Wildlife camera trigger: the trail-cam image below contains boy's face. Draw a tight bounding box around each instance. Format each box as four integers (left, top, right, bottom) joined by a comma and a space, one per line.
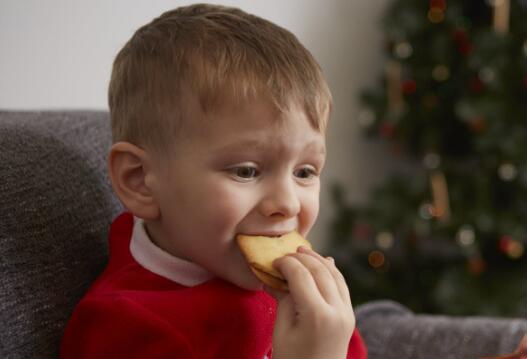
146, 95, 326, 291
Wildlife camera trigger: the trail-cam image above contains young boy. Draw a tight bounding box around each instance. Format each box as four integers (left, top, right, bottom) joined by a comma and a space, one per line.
60, 4, 366, 358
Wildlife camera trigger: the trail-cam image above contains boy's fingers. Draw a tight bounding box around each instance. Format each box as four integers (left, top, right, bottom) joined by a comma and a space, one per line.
273, 255, 322, 310
286, 252, 341, 306
297, 246, 352, 306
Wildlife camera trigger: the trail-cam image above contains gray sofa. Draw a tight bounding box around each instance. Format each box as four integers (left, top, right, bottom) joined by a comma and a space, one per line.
1, 110, 526, 358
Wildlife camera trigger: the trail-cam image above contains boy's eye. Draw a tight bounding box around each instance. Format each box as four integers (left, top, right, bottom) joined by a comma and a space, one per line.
294, 167, 318, 179
232, 166, 259, 179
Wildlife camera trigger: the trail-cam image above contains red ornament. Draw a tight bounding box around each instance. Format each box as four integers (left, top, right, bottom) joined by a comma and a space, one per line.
452, 28, 468, 42
469, 76, 484, 93
467, 116, 486, 133
380, 122, 396, 138
498, 235, 513, 253
467, 257, 486, 275
451, 28, 472, 56
430, 0, 447, 11
401, 79, 417, 94
458, 41, 473, 56
353, 223, 372, 240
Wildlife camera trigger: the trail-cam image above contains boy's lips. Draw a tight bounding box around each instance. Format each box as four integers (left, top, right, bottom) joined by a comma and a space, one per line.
238, 230, 296, 238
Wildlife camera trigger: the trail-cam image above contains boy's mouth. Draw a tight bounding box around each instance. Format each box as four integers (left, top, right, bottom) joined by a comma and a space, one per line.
239, 230, 296, 238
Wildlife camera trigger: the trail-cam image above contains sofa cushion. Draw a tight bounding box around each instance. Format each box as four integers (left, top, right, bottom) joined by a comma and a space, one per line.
356, 300, 527, 359
0, 111, 122, 358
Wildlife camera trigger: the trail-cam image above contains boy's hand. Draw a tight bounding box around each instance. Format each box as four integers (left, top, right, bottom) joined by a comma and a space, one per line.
267, 246, 355, 359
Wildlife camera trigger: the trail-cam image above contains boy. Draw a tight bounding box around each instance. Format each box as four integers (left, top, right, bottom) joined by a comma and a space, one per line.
61, 4, 366, 358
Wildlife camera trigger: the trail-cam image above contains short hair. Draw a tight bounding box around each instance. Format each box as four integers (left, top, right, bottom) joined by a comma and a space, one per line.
108, 3, 332, 153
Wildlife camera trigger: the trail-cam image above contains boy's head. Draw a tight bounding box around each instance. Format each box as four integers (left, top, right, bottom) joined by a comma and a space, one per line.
108, 4, 332, 291
108, 3, 332, 155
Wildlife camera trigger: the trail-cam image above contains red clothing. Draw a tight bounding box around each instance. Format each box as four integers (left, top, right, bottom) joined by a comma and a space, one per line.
61, 212, 367, 358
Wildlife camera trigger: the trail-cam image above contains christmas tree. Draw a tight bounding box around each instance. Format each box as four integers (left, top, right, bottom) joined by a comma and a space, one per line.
331, 0, 527, 316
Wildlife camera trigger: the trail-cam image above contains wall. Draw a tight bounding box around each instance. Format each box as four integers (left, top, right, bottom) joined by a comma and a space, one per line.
0, 0, 390, 249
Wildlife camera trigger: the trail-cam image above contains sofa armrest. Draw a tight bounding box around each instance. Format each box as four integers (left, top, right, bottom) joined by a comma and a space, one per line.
0, 110, 123, 357
356, 300, 527, 359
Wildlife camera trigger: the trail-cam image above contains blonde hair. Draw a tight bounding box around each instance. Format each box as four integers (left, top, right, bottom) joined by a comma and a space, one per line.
108, 3, 332, 153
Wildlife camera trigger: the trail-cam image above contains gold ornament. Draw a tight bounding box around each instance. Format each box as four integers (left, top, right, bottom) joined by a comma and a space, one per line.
368, 250, 386, 268
394, 42, 413, 59
498, 162, 518, 181
375, 231, 394, 249
507, 240, 524, 259
428, 8, 445, 24
492, 0, 510, 34
456, 225, 476, 247
467, 257, 486, 275
432, 65, 450, 82
430, 171, 451, 222
500, 236, 525, 259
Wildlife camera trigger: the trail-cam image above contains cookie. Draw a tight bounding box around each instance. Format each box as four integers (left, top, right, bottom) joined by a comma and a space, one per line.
236, 231, 312, 291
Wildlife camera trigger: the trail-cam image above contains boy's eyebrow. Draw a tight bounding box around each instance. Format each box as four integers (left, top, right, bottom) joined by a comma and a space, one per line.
214, 139, 326, 155
214, 139, 265, 152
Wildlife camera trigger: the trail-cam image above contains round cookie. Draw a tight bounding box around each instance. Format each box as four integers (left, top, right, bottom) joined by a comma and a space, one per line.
237, 231, 312, 291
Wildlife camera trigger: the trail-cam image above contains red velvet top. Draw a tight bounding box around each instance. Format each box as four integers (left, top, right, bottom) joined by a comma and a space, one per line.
60, 212, 367, 358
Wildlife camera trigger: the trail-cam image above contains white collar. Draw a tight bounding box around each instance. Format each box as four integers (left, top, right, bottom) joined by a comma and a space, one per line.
130, 217, 214, 287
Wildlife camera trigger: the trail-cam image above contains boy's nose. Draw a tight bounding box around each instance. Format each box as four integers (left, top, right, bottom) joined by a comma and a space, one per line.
259, 181, 301, 219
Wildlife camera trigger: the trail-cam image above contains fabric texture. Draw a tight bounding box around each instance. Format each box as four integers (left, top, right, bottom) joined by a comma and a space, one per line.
356, 300, 527, 359
61, 212, 367, 359
0, 111, 122, 358
61, 213, 276, 358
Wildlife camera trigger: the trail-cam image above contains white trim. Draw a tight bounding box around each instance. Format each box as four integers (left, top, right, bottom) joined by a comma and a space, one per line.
130, 217, 214, 287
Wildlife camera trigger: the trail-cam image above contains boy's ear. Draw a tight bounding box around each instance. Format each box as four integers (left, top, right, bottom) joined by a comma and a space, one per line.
108, 142, 160, 220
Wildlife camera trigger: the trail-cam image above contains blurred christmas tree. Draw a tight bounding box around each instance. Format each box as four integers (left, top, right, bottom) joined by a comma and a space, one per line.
331, 0, 527, 316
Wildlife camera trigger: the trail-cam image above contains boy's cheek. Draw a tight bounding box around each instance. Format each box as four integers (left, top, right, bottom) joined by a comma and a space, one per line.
301, 196, 320, 234
198, 194, 247, 237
